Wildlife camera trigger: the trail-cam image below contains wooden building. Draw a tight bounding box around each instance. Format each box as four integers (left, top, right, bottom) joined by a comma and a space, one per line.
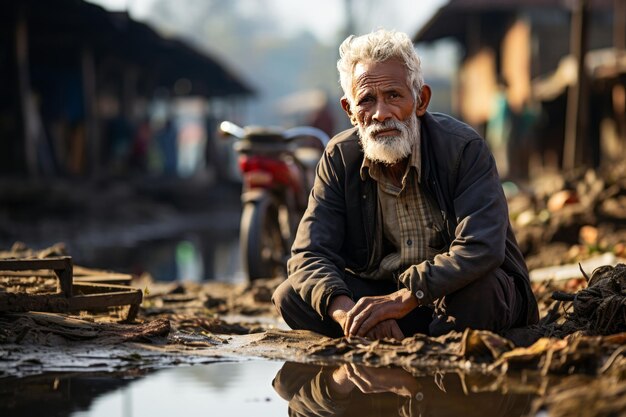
0, 0, 253, 178
415, 0, 625, 179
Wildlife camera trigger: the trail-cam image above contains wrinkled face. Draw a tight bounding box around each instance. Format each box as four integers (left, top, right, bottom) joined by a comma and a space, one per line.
350, 60, 419, 165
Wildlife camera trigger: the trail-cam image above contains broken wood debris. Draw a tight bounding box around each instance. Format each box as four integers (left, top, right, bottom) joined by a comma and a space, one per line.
0, 312, 169, 345
0, 256, 142, 321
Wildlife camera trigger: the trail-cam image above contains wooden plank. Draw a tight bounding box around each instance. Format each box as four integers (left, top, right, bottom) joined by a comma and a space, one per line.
0, 269, 132, 282
0, 256, 71, 271
73, 265, 124, 276
72, 282, 139, 294
0, 289, 142, 316
0, 271, 57, 277
0, 256, 73, 297
73, 274, 132, 285
0, 292, 69, 312
68, 291, 142, 311
70, 283, 143, 321
0, 257, 141, 321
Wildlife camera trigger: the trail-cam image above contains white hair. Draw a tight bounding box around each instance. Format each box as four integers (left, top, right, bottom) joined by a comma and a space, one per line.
337, 29, 424, 107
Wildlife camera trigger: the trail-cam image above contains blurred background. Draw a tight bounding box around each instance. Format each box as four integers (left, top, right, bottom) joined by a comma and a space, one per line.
0, 0, 624, 282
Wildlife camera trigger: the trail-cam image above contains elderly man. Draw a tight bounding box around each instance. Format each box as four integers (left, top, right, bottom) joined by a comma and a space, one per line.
272, 29, 539, 340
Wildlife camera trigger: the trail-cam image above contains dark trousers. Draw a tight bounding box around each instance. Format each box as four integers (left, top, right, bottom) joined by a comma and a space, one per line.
272, 268, 523, 338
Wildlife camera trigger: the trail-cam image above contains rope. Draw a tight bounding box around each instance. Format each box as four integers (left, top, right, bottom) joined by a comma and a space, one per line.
557, 263, 626, 336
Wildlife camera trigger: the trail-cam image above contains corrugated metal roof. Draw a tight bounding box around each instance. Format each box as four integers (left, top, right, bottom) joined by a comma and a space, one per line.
422, 0, 613, 11
2, 0, 254, 97
414, 0, 614, 43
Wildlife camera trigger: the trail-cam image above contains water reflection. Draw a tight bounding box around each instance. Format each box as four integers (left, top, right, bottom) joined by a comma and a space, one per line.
273, 362, 534, 417
0, 372, 138, 417
1, 361, 285, 417
1, 361, 537, 417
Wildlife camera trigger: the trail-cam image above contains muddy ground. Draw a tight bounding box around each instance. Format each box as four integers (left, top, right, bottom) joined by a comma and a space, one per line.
1, 168, 626, 416
2, 266, 626, 416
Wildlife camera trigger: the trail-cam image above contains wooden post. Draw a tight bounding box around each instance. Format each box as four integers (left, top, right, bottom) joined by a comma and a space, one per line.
15, 8, 38, 177
82, 46, 100, 177
122, 66, 138, 122
614, 0, 626, 151
563, 0, 590, 171
615, 0, 625, 50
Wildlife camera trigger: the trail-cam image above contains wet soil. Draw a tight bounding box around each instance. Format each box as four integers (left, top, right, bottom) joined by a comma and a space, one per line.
1, 265, 626, 416
2, 168, 626, 416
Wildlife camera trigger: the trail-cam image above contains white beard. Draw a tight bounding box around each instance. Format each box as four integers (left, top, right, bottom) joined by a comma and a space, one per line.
357, 114, 420, 165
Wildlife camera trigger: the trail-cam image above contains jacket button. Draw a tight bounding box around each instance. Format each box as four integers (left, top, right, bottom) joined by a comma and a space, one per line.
362, 194, 367, 199
415, 290, 424, 299
406, 239, 412, 246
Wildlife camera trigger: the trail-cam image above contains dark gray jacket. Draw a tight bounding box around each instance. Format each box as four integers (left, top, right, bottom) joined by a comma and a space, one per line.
287, 112, 538, 325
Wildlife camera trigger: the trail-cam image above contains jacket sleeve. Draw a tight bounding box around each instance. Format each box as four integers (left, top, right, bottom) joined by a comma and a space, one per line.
285, 369, 352, 417
399, 137, 508, 304
287, 146, 353, 319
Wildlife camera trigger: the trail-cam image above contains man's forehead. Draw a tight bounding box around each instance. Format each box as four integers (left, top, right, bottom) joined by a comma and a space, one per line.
352, 59, 409, 88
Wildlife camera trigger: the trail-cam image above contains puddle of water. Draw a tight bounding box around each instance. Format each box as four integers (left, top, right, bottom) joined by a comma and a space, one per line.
1, 361, 537, 417
73, 361, 286, 417
2, 361, 286, 417
274, 362, 536, 417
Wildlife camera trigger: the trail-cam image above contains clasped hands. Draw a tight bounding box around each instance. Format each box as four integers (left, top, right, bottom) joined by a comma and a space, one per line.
329, 363, 421, 398
328, 288, 418, 340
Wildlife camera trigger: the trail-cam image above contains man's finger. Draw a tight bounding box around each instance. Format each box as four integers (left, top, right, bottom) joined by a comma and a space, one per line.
343, 310, 358, 336
348, 306, 374, 336
365, 323, 381, 340
364, 320, 404, 340
343, 307, 359, 336
347, 300, 380, 335
343, 300, 370, 335
390, 320, 405, 340
351, 304, 393, 336
365, 321, 391, 339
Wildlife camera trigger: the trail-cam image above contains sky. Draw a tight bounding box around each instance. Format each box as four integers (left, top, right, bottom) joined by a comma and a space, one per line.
87, 0, 447, 44
84, 0, 457, 124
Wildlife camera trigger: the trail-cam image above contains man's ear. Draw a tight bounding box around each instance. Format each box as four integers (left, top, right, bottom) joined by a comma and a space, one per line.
340, 96, 357, 126
415, 85, 431, 117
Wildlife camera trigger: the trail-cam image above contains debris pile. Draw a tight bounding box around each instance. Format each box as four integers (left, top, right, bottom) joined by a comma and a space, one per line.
547, 263, 626, 337
304, 325, 626, 378
507, 168, 626, 269
0, 312, 169, 345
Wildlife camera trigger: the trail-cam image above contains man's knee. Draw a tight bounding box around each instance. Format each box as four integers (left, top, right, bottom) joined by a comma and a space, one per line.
272, 280, 343, 337
430, 269, 518, 335
272, 279, 295, 317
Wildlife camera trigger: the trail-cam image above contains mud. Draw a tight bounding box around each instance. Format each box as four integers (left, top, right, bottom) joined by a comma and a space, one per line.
2, 264, 626, 416
3, 167, 626, 416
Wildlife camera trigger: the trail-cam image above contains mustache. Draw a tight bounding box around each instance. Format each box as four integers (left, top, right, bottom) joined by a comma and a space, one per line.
365, 119, 406, 137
